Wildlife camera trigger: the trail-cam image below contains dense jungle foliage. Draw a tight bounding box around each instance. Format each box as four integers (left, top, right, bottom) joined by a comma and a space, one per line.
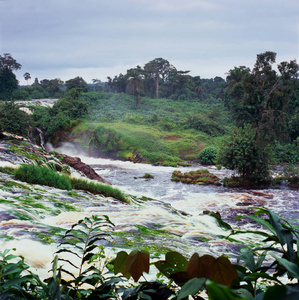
1, 51, 299, 183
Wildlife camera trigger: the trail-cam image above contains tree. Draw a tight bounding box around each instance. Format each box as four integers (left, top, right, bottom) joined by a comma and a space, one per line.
221, 52, 299, 182
65, 76, 89, 92
33, 78, 39, 86
39, 78, 64, 98
220, 125, 271, 182
0, 53, 22, 71
92, 78, 102, 92
127, 68, 144, 107
225, 52, 298, 143
23, 72, 31, 85
0, 101, 33, 137
0, 69, 19, 100
0, 53, 21, 100
144, 58, 176, 98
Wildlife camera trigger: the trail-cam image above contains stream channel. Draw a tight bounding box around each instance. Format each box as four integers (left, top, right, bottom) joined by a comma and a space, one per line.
1, 141, 298, 280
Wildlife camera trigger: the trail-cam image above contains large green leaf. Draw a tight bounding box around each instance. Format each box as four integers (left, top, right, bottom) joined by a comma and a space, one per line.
238, 248, 255, 272
262, 285, 286, 300
206, 280, 250, 300
248, 215, 275, 234
275, 257, 299, 279
114, 251, 130, 279
124, 250, 150, 282
155, 251, 188, 278
177, 277, 205, 300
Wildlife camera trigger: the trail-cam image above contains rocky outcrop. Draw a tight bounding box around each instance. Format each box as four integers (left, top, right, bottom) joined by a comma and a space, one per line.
59, 154, 110, 184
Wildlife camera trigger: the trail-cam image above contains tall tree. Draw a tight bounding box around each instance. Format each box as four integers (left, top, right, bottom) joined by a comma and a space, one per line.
225, 52, 298, 142
23, 72, 31, 85
92, 78, 102, 92
221, 52, 298, 182
127, 68, 144, 107
0, 53, 21, 100
144, 58, 175, 98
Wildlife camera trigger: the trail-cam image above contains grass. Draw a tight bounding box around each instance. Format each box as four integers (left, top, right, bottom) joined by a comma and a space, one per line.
14, 164, 72, 190
69, 177, 128, 203
13, 164, 128, 203
0, 166, 15, 175
73, 122, 201, 164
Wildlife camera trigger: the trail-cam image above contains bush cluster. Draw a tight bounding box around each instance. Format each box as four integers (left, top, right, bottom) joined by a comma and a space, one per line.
198, 146, 218, 165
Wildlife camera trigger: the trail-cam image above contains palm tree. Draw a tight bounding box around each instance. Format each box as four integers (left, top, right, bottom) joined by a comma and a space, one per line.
23, 72, 31, 85
92, 78, 101, 92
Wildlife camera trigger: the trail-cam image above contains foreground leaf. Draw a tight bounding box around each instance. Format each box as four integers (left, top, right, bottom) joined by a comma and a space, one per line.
114, 251, 130, 279
124, 250, 150, 282
177, 277, 205, 300
155, 251, 188, 278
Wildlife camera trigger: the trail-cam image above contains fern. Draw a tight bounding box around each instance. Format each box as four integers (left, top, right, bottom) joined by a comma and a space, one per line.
55, 215, 116, 297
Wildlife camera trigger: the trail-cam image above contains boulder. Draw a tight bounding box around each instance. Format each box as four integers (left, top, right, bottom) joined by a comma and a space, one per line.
59, 154, 110, 184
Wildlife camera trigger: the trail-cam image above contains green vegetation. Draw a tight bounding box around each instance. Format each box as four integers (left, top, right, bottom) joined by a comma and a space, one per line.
0, 101, 33, 137
69, 177, 128, 203
13, 164, 129, 202
220, 125, 272, 183
14, 164, 72, 190
171, 169, 221, 185
198, 146, 218, 165
141, 173, 154, 179
2, 209, 299, 299
222, 52, 299, 182
1, 51, 298, 184
0, 166, 15, 175
0, 54, 21, 100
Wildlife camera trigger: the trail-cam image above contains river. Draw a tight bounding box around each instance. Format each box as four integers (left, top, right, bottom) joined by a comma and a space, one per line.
0, 141, 298, 280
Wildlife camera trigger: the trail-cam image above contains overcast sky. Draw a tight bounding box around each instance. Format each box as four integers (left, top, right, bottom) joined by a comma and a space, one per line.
0, 0, 298, 85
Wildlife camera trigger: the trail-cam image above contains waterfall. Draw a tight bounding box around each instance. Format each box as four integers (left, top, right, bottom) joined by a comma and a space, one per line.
35, 127, 45, 150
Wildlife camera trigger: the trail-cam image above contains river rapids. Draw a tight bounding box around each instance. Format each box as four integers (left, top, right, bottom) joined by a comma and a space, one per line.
0, 140, 298, 279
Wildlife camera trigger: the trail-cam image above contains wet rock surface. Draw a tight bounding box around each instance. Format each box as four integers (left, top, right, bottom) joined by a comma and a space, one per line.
59, 154, 110, 184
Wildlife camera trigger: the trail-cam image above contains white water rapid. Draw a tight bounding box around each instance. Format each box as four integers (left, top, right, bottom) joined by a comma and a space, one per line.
0, 141, 298, 281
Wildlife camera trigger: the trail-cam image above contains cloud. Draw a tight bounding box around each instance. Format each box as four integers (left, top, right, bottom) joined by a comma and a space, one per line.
0, 0, 298, 85
131, 0, 221, 12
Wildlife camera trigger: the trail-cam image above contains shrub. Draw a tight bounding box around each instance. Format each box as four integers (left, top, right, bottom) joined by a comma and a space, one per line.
14, 164, 72, 190
219, 125, 271, 182
198, 147, 218, 165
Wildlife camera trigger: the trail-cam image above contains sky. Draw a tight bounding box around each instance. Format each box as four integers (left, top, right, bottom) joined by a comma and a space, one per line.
0, 0, 298, 85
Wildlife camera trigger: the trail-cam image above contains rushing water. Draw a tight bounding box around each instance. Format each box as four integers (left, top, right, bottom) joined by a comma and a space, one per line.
1, 141, 298, 279
52, 144, 299, 253
57, 143, 298, 224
